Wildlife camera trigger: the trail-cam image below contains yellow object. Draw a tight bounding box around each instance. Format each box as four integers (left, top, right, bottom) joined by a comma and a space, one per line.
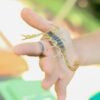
0, 32, 28, 76
22, 33, 42, 40
0, 49, 28, 76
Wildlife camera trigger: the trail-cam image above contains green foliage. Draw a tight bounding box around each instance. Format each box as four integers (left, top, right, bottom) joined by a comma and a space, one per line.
21, 0, 100, 32
88, 0, 100, 20
31, 0, 64, 14
67, 7, 100, 32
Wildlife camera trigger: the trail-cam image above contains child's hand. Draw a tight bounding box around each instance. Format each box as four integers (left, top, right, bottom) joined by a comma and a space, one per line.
13, 8, 78, 100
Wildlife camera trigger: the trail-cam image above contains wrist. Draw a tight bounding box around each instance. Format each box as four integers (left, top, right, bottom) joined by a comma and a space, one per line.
72, 38, 86, 66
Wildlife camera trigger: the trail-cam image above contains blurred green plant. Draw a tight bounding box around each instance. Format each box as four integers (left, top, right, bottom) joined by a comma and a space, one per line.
67, 7, 100, 32
88, 0, 100, 20
20, 0, 100, 32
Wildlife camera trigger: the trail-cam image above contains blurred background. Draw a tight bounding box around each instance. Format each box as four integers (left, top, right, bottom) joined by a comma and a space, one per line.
0, 0, 100, 100
20, 0, 100, 37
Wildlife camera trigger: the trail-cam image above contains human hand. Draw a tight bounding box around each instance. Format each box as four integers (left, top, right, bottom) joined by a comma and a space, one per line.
13, 8, 79, 100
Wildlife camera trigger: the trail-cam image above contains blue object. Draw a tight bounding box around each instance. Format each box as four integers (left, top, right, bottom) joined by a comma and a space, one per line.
90, 92, 100, 100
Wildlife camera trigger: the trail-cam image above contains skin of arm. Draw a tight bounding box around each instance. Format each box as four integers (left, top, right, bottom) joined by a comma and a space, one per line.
73, 31, 100, 66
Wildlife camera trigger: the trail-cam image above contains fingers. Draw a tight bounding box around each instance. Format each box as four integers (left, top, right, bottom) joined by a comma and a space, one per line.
40, 57, 58, 89
55, 79, 67, 100
21, 8, 53, 32
13, 42, 43, 56
42, 73, 58, 89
